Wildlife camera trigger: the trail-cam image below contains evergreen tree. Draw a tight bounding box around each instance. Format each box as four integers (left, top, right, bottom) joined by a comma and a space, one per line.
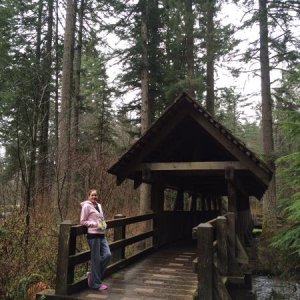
272, 64, 300, 266
0, 0, 57, 221
215, 87, 241, 134
259, 0, 277, 230
37, 0, 54, 202
79, 48, 115, 154
236, 0, 300, 230
59, 0, 76, 216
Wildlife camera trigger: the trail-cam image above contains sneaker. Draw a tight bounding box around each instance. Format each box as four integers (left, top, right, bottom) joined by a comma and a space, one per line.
86, 272, 92, 288
98, 283, 108, 290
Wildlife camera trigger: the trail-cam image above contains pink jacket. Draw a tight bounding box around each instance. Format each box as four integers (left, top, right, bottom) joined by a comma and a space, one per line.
80, 200, 106, 234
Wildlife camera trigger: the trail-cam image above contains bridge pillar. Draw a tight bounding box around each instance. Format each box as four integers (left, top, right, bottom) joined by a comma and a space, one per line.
55, 220, 75, 295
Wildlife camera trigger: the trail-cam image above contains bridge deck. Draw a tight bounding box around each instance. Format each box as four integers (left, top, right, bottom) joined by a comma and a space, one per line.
40, 244, 197, 300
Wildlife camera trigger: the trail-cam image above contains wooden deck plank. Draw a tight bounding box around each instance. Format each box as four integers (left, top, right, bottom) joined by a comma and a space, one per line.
37, 244, 198, 300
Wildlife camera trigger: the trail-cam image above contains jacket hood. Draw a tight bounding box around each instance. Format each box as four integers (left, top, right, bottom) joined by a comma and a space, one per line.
80, 200, 93, 207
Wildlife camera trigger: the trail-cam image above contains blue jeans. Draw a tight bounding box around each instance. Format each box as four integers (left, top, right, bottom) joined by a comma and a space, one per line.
88, 237, 111, 289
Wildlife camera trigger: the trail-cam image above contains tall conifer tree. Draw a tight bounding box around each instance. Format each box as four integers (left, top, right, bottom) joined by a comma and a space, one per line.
259, 0, 277, 230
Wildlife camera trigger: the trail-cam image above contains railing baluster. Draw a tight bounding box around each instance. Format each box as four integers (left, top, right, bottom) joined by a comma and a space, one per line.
112, 214, 126, 262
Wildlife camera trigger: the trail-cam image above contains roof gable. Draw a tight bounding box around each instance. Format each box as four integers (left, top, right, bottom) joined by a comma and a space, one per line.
144, 115, 237, 163
108, 93, 272, 198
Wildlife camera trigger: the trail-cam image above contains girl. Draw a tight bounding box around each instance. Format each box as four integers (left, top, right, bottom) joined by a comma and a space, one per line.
80, 189, 111, 290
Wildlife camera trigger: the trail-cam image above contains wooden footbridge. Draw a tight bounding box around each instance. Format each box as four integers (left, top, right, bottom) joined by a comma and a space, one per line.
37, 93, 273, 300
38, 210, 252, 300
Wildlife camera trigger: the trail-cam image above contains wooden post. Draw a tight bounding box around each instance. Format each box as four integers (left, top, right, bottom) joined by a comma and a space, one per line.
237, 193, 252, 246
55, 220, 74, 295
226, 212, 236, 275
112, 214, 126, 263
197, 223, 213, 300
190, 194, 197, 211
225, 167, 237, 213
151, 183, 164, 247
173, 189, 184, 211
216, 216, 228, 275
213, 197, 217, 211
201, 196, 206, 211
151, 183, 164, 213
244, 272, 252, 290
207, 197, 212, 211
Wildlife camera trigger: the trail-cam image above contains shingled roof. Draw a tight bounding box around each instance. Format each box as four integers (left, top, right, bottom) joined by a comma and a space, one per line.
108, 93, 273, 199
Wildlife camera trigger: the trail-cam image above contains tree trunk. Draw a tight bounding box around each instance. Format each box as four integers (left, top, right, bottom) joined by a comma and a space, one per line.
141, 0, 149, 136
55, 0, 59, 154
36, 0, 43, 63
37, 0, 53, 204
148, 0, 159, 123
59, 0, 76, 217
185, 0, 195, 97
259, 0, 277, 230
206, 0, 215, 116
140, 0, 151, 217
22, 0, 43, 215
72, 0, 84, 151
68, 0, 84, 205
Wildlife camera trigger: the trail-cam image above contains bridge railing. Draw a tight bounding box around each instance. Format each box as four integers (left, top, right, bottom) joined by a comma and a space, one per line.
192, 212, 253, 300
55, 212, 155, 295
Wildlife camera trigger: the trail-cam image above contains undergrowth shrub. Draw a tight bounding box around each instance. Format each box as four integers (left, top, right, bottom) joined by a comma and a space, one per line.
0, 208, 58, 300
256, 233, 299, 278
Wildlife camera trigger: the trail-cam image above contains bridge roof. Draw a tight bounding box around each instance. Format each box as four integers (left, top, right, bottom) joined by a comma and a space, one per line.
108, 93, 273, 199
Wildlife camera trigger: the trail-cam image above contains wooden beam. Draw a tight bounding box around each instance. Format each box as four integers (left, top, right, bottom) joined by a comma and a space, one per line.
138, 161, 247, 171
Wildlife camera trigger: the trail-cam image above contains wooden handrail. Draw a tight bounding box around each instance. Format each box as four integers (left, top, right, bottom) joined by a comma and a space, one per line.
107, 213, 154, 228
109, 230, 155, 251
207, 217, 218, 226
55, 213, 155, 295
192, 213, 252, 300
70, 212, 154, 236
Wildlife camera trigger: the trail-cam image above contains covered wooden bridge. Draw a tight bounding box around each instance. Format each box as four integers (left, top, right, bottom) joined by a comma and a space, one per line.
37, 93, 272, 300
